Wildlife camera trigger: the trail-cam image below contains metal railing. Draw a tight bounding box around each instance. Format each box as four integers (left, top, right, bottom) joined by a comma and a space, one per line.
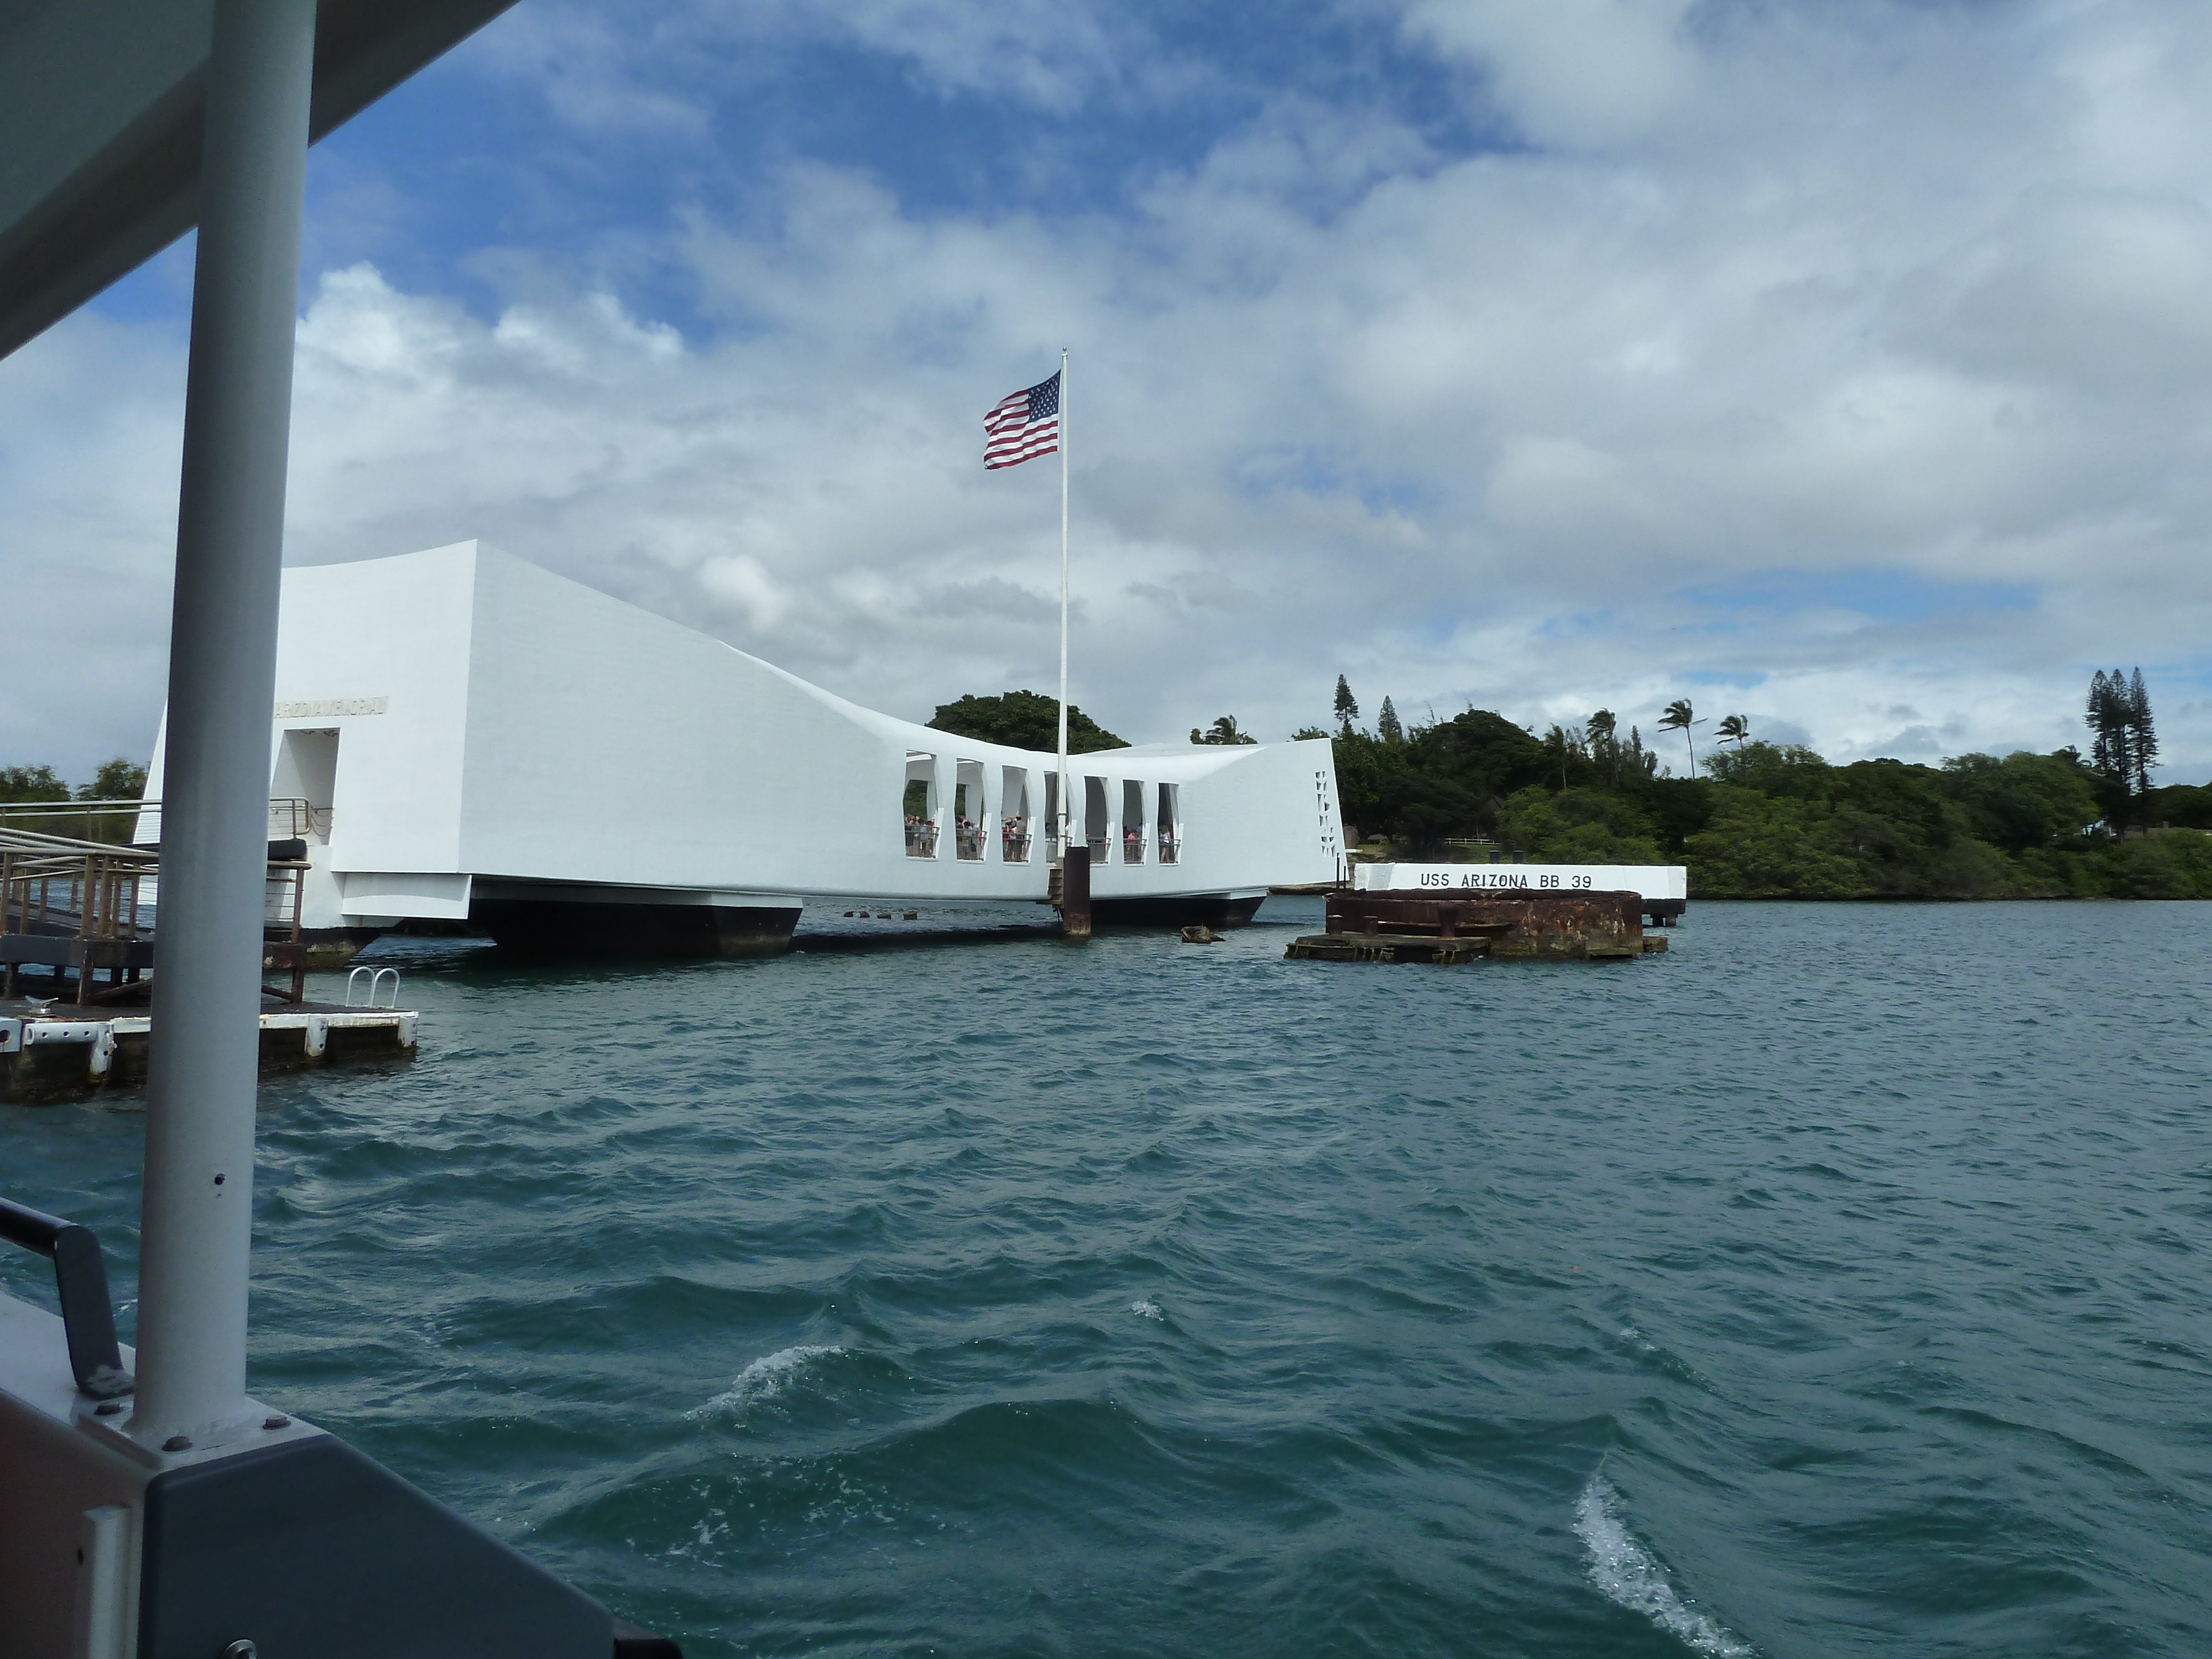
2, 830, 158, 941
0, 795, 326, 846
954, 823, 985, 861
1002, 829, 1033, 864
261, 845, 311, 1004
3, 811, 314, 1004
2, 830, 159, 1004
1121, 831, 1145, 865
905, 821, 940, 858
1159, 833, 1180, 865
265, 796, 331, 839
0, 796, 155, 848
264, 861, 307, 929
346, 966, 401, 1009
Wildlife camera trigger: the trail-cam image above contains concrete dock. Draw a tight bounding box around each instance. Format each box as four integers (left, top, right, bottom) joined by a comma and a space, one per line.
0, 994, 416, 1104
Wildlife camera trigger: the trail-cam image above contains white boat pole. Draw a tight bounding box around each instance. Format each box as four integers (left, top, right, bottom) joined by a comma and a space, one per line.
133, 0, 316, 1444
1057, 346, 1070, 855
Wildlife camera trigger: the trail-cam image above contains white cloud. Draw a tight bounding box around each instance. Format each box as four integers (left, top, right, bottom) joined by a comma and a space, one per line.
460, 6, 713, 137
1401, 0, 1700, 148
698, 553, 790, 629
1895, 186, 2212, 397
0, 311, 185, 776
459, 0, 1147, 121
11, 0, 2212, 786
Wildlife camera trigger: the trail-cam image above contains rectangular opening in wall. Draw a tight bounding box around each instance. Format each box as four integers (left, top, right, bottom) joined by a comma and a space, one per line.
1120, 779, 1146, 863
1001, 766, 1032, 862
1084, 776, 1109, 862
270, 727, 338, 842
954, 759, 986, 860
1158, 782, 1180, 864
1044, 771, 1061, 857
904, 752, 938, 857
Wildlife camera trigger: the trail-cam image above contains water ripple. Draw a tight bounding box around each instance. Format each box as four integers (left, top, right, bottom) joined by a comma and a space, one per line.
1574, 1474, 1755, 1657
6, 899, 2212, 1656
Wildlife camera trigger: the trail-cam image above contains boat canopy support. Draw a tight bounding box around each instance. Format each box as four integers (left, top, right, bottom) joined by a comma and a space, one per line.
132, 0, 317, 1449
0, 0, 684, 1651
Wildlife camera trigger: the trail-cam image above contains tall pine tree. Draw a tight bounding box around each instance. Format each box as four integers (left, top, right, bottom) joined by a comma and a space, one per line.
2128, 667, 2159, 796
1376, 696, 1404, 744
2086, 667, 2158, 826
1333, 675, 1359, 733
2087, 670, 2131, 785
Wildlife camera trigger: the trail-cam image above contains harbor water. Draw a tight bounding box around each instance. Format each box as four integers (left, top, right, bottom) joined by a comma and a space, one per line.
4, 898, 2209, 1657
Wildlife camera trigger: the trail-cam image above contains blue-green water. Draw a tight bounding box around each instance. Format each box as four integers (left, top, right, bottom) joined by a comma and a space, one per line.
6, 899, 2211, 1657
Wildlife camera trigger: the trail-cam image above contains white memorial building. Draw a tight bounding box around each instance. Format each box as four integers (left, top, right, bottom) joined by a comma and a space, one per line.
144, 542, 1348, 954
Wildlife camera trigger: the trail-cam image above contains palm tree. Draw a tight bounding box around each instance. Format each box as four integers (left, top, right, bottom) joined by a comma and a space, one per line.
1541, 723, 1585, 790
1658, 698, 1704, 774
1191, 715, 1258, 746
1716, 713, 1749, 747
1586, 708, 1618, 782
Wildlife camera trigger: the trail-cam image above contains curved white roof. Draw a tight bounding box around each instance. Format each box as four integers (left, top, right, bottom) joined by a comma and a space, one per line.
146, 542, 1348, 916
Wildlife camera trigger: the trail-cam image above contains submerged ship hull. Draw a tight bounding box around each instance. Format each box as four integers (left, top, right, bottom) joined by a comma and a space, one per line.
471, 895, 802, 958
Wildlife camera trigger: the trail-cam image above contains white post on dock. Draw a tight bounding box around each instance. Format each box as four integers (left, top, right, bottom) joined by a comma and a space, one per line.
1056, 345, 1070, 857
133, 0, 317, 1444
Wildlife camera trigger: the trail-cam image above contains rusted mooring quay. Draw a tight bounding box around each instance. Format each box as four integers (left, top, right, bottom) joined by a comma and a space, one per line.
1286, 890, 1668, 964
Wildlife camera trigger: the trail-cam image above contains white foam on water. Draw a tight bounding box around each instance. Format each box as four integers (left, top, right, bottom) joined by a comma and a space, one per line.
1573, 1475, 1755, 1658
1130, 1300, 1164, 1320
687, 1344, 844, 1419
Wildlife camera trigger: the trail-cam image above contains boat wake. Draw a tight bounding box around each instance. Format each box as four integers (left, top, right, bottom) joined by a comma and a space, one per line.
687, 1344, 846, 1419
1572, 1474, 1754, 1657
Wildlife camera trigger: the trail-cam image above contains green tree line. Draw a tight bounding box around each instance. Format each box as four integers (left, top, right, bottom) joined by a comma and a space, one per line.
0, 760, 147, 803
1323, 674, 2212, 899
0, 759, 151, 846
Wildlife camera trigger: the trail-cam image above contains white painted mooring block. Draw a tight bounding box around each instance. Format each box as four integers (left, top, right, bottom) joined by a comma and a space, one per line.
22, 1021, 106, 1045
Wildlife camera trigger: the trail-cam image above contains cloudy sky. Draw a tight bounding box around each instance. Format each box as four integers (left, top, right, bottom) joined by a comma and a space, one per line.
8, 0, 2212, 782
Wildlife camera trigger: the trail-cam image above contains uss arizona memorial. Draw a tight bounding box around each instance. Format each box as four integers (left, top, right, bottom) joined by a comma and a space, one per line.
144, 542, 1348, 954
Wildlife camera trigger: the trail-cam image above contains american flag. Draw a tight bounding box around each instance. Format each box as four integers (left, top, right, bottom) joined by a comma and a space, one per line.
984, 371, 1061, 470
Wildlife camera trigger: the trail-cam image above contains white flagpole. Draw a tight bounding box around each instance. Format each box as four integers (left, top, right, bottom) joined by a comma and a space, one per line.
1056, 346, 1070, 857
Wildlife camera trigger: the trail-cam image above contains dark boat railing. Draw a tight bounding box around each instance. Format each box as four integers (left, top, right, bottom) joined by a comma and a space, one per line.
0, 1194, 133, 1399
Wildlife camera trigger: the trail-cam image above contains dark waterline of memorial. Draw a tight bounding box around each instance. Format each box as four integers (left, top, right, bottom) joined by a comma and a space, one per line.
5, 898, 2210, 1658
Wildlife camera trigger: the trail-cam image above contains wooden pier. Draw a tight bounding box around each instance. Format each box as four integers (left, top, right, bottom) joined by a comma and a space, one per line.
2, 810, 321, 1006
2, 818, 418, 1101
